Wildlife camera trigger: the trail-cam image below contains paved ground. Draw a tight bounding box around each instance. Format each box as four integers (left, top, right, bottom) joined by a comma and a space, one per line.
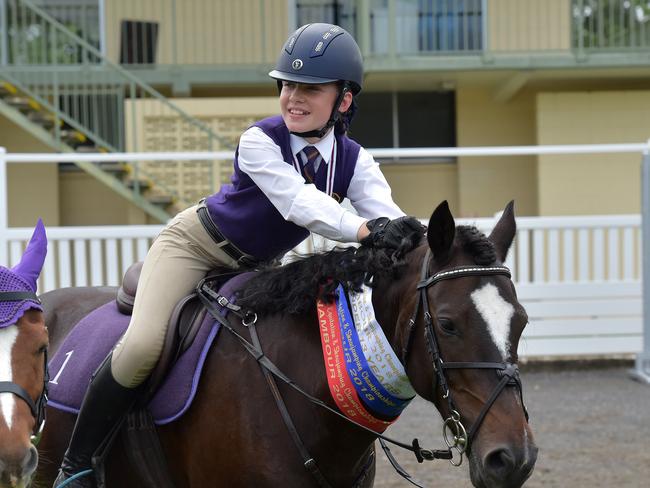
374, 361, 650, 488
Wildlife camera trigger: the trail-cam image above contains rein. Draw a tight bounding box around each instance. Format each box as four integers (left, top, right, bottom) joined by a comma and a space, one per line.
0, 291, 49, 445
400, 250, 529, 465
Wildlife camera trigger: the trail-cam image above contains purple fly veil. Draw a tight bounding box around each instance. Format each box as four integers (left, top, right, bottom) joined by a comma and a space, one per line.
0, 219, 47, 328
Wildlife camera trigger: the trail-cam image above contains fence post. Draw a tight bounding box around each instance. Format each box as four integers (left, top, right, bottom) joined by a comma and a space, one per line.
631, 146, 650, 384
0, 147, 8, 266
0, 0, 7, 66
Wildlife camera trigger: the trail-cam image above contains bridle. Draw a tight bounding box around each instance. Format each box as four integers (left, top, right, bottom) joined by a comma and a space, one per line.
0, 291, 49, 445
401, 249, 529, 465
196, 248, 531, 487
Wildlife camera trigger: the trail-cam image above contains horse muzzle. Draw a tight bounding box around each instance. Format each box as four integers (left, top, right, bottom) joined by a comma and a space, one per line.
469, 437, 538, 488
0, 444, 38, 488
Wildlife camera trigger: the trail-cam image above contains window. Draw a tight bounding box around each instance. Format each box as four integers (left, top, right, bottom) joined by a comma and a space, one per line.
370, 0, 483, 54
37, 0, 101, 52
119, 20, 159, 65
350, 90, 456, 152
296, 1, 356, 36
418, 0, 483, 52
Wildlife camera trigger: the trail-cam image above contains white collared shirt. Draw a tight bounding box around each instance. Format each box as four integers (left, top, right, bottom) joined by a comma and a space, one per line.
237, 126, 404, 243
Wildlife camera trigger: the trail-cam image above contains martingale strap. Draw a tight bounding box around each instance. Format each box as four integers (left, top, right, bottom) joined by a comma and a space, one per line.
247, 315, 334, 488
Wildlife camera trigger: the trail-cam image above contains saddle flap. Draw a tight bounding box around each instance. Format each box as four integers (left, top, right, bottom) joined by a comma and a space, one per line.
145, 293, 206, 397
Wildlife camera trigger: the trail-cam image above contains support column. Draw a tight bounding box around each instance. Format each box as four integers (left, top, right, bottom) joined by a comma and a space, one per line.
0, 147, 8, 266
631, 147, 650, 384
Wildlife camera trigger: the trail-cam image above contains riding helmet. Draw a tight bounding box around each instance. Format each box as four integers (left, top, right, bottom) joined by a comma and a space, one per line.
269, 23, 364, 95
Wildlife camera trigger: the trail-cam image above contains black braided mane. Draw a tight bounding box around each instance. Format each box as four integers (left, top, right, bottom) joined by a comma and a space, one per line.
236, 246, 406, 316
456, 225, 496, 265
236, 225, 494, 316
237, 228, 424, 316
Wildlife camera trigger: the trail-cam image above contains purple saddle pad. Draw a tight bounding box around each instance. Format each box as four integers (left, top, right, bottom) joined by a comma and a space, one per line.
47, 272, 254, 425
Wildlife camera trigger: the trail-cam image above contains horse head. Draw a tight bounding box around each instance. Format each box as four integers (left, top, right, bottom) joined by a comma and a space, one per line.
0, 220, 49, 488
380, 201, 537, 488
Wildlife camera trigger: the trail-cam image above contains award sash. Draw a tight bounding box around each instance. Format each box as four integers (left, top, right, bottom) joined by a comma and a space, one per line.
317, 297, 394, 433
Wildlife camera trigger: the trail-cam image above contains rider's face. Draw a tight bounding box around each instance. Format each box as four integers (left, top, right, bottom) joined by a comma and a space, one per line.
280, 82, 350, 140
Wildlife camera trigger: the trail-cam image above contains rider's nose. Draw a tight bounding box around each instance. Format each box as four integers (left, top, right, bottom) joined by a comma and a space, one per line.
289, 87, 304, 101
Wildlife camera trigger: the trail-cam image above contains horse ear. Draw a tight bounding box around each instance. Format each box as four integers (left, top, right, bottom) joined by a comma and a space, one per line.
489, 201, 516, 262
427, 201, 455, 262
12, 219, 48, 292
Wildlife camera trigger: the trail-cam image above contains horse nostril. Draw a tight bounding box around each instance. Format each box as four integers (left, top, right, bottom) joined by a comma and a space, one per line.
22, 445, 39, 476
484, 447, 516, 478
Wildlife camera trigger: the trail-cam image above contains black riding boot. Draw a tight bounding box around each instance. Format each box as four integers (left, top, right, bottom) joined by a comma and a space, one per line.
52, 354, 138, 488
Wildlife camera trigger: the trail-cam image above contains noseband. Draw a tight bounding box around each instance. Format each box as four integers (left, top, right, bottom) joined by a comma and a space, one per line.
402, 250, 529, 465
0, 291, 49, 445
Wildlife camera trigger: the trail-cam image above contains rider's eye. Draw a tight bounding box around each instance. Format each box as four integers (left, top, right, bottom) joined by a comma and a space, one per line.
437, 318, 456, 335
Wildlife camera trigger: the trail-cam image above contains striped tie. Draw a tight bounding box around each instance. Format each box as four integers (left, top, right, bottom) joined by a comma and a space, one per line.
300, 146, 320, 183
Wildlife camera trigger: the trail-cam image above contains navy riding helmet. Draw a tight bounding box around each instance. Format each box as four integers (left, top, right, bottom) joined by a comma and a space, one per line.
269, 23, 364, 137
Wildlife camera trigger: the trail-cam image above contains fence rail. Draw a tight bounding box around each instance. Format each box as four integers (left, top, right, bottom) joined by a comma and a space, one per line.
0, 212, 644, 360
4, 213, 641, 292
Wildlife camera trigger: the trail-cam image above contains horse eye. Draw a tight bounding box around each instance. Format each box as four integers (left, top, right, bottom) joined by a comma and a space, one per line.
437, 318, 456, 335
36, 345, 47, 355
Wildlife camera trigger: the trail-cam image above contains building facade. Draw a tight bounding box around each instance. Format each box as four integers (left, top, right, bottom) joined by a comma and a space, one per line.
1, 0, 649, 226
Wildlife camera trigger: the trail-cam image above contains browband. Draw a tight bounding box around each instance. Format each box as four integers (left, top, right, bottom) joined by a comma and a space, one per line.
417, 265, 511, 290
0, 291, 41, 302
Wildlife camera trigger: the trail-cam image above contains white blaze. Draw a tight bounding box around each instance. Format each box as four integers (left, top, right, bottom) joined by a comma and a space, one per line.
471, 283, 514, 359
0, 326, 19, 430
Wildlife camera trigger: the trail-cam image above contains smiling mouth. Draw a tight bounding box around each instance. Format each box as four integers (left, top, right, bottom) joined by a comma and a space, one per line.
289, 108, 310, 116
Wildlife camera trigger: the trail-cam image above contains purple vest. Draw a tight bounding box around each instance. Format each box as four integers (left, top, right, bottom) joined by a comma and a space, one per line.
205, 116, 360, 261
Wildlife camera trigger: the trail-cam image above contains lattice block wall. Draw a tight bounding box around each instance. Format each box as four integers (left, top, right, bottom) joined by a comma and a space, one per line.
124, 97, 279, 207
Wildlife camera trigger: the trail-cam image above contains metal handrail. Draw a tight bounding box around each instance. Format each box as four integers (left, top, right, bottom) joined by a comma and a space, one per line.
15, 0, 223, 142
1, 0, 233, 218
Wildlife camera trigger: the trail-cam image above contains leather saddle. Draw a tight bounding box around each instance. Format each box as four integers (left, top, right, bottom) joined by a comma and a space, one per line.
115, 261, 234, 396
97, 262, 237, 488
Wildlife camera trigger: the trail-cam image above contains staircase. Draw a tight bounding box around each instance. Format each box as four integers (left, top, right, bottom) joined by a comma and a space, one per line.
0, 0, 231, 223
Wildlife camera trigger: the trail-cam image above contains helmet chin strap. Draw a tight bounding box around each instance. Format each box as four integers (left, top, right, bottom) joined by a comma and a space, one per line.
289, 85, 350, 139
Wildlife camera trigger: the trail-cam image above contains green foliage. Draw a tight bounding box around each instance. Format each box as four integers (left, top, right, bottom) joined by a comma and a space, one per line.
8, 20, 99, 64
573, 0, 650, 50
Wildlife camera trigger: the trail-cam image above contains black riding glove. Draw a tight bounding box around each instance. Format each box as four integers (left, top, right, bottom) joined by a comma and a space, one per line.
360, 216, 425, 250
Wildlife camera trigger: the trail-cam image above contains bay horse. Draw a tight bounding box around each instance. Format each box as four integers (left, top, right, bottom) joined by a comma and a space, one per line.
35, 201, 537, 488
0, 221, 49, 488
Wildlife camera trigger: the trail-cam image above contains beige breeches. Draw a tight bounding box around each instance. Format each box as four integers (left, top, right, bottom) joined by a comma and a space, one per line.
111, 205, 238, 388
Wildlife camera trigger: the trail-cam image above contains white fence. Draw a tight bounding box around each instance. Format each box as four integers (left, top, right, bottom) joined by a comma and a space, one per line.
0, 145, 648, 366
1, 213, 642, 360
